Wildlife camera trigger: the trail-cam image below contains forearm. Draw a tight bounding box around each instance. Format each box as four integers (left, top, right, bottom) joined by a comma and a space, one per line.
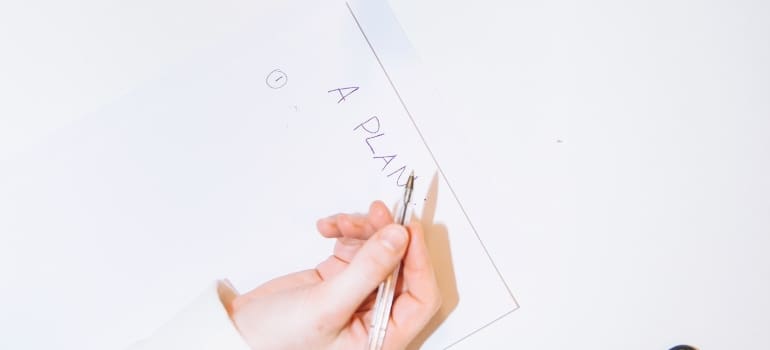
127, 280, 251, 350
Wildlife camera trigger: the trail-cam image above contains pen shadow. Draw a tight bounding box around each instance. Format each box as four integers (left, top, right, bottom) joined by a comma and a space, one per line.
406, 172, 459, 350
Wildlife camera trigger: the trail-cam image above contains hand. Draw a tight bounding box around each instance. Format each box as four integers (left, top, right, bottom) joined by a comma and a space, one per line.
228, 201, 441, 350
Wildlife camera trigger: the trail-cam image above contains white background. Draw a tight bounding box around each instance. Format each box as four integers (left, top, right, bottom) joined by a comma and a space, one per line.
389, 0, 770, 348
2, 0, 769, 349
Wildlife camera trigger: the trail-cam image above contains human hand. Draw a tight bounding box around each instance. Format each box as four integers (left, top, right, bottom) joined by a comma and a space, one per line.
228, 201, 441, 350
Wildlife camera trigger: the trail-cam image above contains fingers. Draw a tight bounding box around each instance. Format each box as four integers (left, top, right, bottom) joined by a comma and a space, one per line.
318, 224, 409, 324
366, 200, 394, 229
401, 222, 440, 306
332, 238, 366, 263
315, 255, 348, 280
389, 221, 441, 343
316, 201, 393, 240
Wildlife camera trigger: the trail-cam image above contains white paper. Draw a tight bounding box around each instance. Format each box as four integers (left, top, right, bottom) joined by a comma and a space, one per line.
0, 1, 516, 348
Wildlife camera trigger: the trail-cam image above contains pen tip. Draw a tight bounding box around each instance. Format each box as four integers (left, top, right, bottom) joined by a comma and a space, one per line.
406, 171, 415, 189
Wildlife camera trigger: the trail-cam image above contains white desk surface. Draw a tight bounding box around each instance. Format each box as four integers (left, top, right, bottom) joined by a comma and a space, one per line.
389, 0, 770, 348
2, 0, 769, 348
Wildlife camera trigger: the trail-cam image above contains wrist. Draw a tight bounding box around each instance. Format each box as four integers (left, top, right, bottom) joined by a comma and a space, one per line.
216, 280, 254, 349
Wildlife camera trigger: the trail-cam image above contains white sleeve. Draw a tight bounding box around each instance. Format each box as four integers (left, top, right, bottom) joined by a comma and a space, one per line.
128, 280, 252, 350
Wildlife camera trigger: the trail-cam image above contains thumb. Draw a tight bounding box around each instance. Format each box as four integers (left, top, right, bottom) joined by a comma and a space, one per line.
320, 224, 409, 320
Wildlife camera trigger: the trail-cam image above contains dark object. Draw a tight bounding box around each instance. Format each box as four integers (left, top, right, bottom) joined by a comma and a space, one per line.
669, 345, 697, 350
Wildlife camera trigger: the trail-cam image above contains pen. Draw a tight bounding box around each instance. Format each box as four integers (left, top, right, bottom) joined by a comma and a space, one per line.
368, 171, 415, 350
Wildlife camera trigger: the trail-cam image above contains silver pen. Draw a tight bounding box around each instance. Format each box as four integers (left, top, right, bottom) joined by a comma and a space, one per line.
368, 171, 415, 350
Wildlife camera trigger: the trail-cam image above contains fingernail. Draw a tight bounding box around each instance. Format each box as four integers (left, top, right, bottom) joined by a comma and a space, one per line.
380, 225, 407, 251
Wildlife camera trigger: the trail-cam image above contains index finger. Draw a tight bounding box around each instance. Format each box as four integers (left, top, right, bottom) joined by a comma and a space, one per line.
316, 200, 393, 239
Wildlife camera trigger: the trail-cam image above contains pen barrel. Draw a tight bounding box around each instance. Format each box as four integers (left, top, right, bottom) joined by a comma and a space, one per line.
376, 263, 401, 349
367, 200, 410, 350
368, 262, 401, 350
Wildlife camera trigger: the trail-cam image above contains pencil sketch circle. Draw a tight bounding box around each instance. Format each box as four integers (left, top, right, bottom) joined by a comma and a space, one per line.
266, 69, 288, 89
